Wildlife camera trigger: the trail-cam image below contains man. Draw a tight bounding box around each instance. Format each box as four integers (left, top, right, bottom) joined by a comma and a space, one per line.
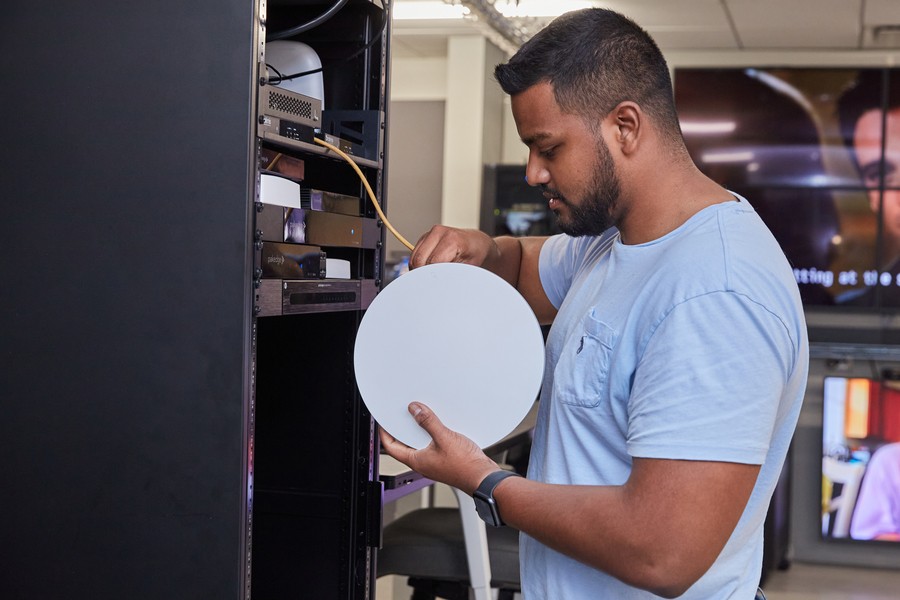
380, 9, 808, 598
837, 70, 900, 306
850, 442, 900, 541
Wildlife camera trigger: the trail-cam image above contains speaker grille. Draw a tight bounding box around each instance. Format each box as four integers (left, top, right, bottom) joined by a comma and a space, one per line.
268, 90, 313, 119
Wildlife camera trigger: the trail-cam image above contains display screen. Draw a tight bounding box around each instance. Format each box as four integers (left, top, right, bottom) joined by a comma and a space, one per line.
674, 68, 900, 309
482, 164, 562, 237
821, 375, 900, 543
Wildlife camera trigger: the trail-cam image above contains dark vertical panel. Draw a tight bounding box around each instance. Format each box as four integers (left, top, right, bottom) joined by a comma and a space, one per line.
252, 312, 360, 600
0, 1, 257, 598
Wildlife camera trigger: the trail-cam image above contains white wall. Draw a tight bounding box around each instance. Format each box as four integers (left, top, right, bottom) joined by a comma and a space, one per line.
391, 56, 448, 101
385, 100, 445, 261
390, 37, 521, 232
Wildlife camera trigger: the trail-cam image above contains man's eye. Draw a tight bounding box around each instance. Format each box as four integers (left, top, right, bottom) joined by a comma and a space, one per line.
862, 164, 881, 185
540, 147, 557, 159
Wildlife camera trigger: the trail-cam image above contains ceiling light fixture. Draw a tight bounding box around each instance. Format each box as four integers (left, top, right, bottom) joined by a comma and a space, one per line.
446, 0, 531, 47
393, 1, 470, 20
680, 121, 738, 135
493, 0, 594, 19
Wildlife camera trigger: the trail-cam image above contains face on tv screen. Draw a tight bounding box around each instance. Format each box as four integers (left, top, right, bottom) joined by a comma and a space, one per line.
822, 376, 900, 543
674, 68, 900, 309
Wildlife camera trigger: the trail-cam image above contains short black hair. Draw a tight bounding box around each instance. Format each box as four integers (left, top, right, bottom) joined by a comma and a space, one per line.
836, 69, 900, 150
494, 8, 681, 142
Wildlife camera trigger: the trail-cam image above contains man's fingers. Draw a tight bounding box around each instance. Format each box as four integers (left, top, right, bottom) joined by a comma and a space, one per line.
409, 225, 472, 268
379, 426, 407, 457
410, 226, 445, 268
378, 427, 396, 448
379, 426, 421, 470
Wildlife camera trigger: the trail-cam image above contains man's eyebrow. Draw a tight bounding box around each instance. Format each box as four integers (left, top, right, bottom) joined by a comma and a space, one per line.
521, 132, 552, 146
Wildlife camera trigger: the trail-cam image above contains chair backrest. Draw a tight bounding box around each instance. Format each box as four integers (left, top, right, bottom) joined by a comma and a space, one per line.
822, 457, 866, 538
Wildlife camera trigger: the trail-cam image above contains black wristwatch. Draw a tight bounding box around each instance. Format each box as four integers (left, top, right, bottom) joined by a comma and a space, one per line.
473, 470, 521, 527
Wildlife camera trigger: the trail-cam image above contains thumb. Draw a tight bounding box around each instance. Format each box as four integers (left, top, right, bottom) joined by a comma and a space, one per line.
409, 402, 445, 438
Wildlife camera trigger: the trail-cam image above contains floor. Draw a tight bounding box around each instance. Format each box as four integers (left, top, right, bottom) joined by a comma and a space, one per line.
378, 562, 900, 600
763, 562, 900, 600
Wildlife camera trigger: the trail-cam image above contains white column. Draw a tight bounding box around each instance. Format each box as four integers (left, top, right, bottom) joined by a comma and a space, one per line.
441, 36, 505, 229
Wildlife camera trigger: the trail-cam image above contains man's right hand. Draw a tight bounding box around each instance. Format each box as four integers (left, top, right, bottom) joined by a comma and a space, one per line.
409, 225, 500, 270
408, 225, 557, 325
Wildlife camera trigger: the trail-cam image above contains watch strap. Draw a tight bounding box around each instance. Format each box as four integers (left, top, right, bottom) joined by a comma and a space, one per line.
474, 469, 521, 498
473, 470, 521, 526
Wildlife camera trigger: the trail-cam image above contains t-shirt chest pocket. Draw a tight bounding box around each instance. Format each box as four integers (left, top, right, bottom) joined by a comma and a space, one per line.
553, 311, 618, 408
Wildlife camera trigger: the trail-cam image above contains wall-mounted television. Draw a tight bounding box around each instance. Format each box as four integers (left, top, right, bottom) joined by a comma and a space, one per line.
822, 374, 900, 543
790, 346, 900, 569
674, 68, 900, 332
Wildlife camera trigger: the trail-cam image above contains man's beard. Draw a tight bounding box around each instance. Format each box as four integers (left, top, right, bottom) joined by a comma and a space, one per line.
545, 137, 620, 237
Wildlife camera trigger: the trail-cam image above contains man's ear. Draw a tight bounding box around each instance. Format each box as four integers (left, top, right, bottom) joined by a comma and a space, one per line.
611, 101, 642, 155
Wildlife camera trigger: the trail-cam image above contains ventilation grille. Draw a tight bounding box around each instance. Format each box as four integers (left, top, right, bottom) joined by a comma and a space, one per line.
268, 90, 314, 120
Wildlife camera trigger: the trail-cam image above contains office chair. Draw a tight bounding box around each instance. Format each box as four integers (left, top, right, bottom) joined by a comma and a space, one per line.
378, 486, 520, 600
822, 456, 866, 538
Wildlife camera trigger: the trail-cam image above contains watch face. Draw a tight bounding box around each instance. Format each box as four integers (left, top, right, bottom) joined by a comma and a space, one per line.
474, 499, 490, 522
474, 496, 501, 527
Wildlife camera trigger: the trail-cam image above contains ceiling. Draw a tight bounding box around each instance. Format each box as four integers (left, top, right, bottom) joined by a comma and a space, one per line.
391, 0, 900, 59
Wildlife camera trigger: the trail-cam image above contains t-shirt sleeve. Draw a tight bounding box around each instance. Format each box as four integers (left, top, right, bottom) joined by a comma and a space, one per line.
539, 234, 576, 309
539, 231, 618, 309
626, 290, 797, 465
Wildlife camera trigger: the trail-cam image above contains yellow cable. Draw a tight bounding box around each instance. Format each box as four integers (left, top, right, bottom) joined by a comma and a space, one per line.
265, 152, 283, 170
313, 137, 415, 251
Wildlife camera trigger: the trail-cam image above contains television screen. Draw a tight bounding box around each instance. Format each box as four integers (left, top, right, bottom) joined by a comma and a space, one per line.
821, 375, 900, 543
481, 164, 562, 237
674, 68, 900, 309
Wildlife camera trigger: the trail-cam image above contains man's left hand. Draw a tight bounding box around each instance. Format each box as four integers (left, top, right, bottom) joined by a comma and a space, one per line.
379, 401, 501, 495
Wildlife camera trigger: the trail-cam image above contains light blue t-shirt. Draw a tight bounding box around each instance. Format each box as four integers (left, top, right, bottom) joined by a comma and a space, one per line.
522, 196, 808, 599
